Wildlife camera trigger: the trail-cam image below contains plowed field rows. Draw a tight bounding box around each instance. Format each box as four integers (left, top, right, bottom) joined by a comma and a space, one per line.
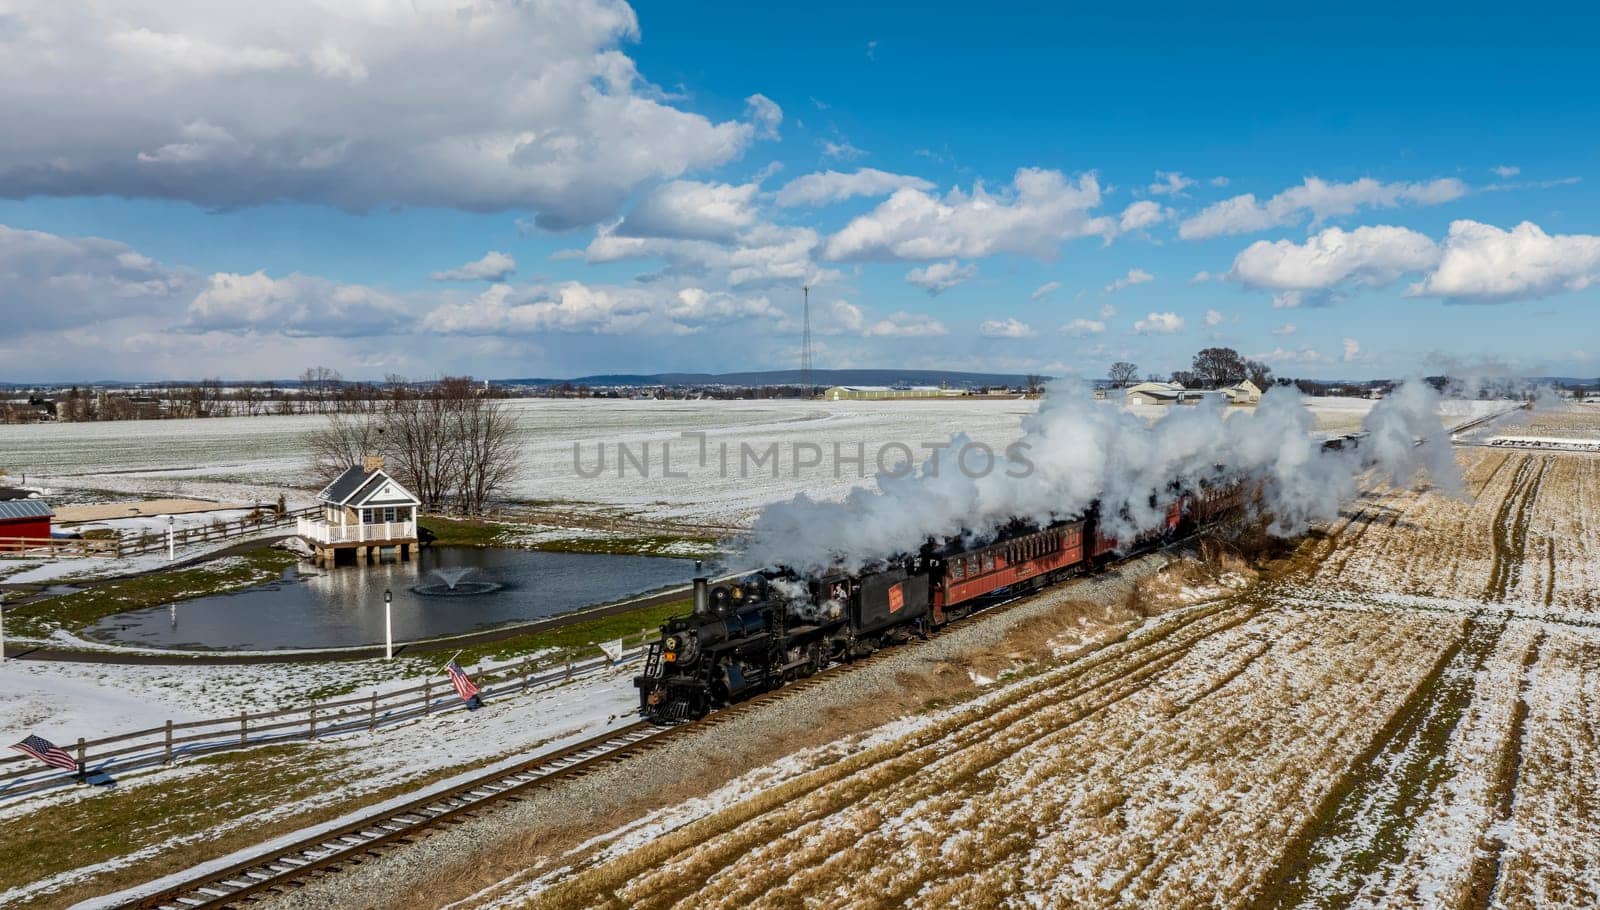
483, 440, 1600, 910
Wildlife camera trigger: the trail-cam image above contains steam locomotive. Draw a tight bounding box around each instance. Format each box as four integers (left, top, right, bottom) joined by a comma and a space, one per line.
634, 478, 1254, 724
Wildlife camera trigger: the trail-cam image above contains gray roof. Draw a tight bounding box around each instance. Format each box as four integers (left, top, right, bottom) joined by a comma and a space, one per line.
317, 465, 370, 504
349, 473, 421, 507
317, 465, 420, 507
0, 499, 53, 520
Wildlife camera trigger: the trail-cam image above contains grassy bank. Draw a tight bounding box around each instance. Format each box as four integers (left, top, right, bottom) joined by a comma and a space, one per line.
420, 515, 720, 559
427, 596, 690, 668
5, 547, 297, 639
2, 741, 525, 910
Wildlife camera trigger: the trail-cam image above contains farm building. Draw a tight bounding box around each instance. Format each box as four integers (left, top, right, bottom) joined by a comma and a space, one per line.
0, 499, 53, 549
1125, 381, 1187, 405
1222, 379, 1262, 405
824, 385, 968, 401
298, 456, 421, 566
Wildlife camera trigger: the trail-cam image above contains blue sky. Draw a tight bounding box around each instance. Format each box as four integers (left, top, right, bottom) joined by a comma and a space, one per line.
0, 1, 1596, 382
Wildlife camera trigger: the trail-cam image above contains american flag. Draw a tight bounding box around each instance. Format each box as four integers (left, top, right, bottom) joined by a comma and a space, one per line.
445, 660, 480, 703
11, 735, 78, 773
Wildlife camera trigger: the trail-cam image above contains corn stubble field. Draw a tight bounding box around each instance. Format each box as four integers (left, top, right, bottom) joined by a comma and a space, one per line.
500, 437, 1600, 909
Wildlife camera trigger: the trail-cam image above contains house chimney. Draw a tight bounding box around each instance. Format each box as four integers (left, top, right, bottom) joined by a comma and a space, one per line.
363, 454, 385, 474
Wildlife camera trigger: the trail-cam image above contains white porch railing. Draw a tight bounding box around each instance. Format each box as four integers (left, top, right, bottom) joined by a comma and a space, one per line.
296, 518, 417, 545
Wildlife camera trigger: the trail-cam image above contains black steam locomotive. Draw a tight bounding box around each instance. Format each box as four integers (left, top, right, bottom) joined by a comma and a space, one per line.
635, 478, 1254, 724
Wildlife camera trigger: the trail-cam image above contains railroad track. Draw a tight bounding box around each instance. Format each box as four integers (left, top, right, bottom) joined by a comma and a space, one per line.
120, 543, 1188, 909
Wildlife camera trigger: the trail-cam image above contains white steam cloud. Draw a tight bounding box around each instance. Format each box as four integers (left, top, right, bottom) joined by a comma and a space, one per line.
741, 380, 1463, 573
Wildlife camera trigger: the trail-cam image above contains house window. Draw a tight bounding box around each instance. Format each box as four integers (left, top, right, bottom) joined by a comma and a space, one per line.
383, 507, 396, 522
363, 508, 375, 524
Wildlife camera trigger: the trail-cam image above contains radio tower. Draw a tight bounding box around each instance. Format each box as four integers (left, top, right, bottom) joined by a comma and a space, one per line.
800, 284, 814, 396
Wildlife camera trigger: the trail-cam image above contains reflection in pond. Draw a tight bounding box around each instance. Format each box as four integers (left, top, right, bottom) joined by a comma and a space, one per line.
84, 546, 693, 651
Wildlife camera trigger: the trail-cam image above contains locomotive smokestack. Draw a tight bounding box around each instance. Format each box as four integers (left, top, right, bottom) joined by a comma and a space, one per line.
693, 577, 709, 615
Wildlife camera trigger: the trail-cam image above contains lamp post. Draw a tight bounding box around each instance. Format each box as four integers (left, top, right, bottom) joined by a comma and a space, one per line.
1, 597, 7, 662
384, 588, 393, 660
166, 514, 175, 561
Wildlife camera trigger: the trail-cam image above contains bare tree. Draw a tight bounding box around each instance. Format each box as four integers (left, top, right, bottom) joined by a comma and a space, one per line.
1191, 347, 1248, 389
307, 412, 385, 483
381, 380, 456, 510
1108, 362, 1139, 388
1024, 374, 1045, 396
1245, 359, 1273, 390
450, 390, 520, 515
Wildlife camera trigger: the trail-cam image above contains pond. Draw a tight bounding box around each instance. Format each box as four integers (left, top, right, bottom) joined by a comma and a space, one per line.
83, 547, 696, 651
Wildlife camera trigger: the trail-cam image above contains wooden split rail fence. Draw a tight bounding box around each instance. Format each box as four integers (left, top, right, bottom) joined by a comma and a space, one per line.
0, 635, 654, 801
112, 506, 321, 558
0, 506, 320, 559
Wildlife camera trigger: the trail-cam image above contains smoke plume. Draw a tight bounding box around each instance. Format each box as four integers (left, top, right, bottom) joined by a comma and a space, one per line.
741, 379, 1464, 573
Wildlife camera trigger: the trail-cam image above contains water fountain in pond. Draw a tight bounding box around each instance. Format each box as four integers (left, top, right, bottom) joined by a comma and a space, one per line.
412, 566, 503, 597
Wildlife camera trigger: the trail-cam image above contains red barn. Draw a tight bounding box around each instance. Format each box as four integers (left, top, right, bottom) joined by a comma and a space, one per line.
0, 500, 53, 549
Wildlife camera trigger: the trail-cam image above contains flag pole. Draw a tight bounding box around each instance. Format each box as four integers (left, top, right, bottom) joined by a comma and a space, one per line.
435, 649, 465, 676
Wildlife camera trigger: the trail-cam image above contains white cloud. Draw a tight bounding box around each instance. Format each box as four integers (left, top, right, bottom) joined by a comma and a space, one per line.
430, 250, 516, 282
1148, 171, 1195, 196
1251, 345, 1326, 364
0, 0, 772, 228
1408, 220, 1600, 302
617, 180, 762, 242
744, 94, 783, 139
979, 317, 1036, 339
829, 300, 947, 338
1204, 309, 1225, 327
1118, 200, 1171, 233
774, 169, 936, 207
1179, 194, 1277, 240
1272, 322, 1297, 335
585, 221, 836, 287
1098, 303, 1117, 319
1210, 176, 1230, 187
187, 271, 409, 337
421, 281, 781, 337
1492, 165, 1520, 178
822, 169, 1113, 261
822, 139, 866, 160
1179, 176, 1467, 239
1190, 270, 1214, 283
0, 223, 195, 331
1227, 225, 1440, 305
905, 259, 977, 295
1342, 338, 1361, 362
1031, 280, 1062, 301
1061, 318, 1106, 336
1134, 311, 1184, 334
1104, 268, 1154, 294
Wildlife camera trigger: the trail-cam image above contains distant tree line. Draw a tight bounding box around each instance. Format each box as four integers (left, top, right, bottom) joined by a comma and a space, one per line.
308, 376, 520, 516
24, 367, 525, 423
1106, 348, 1273, 390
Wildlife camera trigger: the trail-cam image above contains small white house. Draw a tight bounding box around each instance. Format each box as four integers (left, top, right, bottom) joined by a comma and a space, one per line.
1221, 379, 1262, 405
298, 456, 421, 565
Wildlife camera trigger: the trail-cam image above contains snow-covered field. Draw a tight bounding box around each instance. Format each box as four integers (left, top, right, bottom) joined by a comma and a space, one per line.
0, 396, 1503, 530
